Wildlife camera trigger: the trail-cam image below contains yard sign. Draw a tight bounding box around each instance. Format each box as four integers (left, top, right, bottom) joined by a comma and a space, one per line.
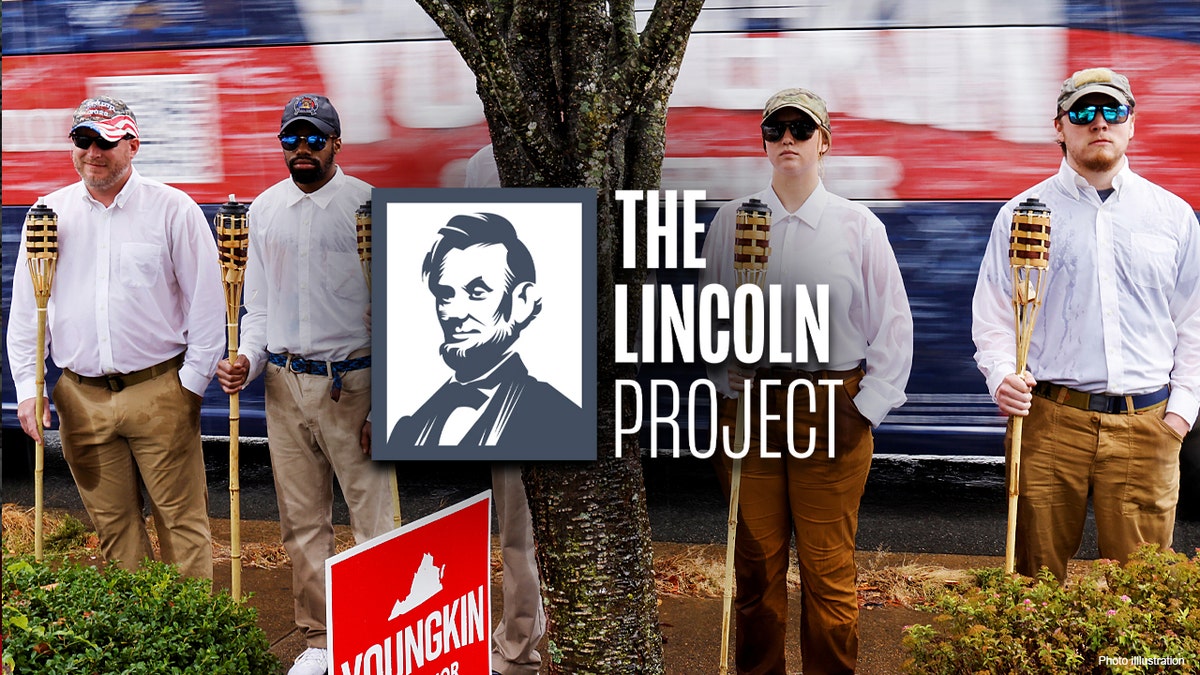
327, 491, 492, 675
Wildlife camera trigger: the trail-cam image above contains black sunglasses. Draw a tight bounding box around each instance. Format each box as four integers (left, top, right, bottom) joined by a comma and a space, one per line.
70, 134, 124, 151
278, 133, 330, 151
761, 118, 818, 143
1065, 104, 1130, 126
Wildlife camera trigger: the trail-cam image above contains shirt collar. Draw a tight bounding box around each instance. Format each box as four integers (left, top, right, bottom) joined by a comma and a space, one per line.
764, 179, 828, 230
1055, 156, 1131, 200
284, 165, 345, 208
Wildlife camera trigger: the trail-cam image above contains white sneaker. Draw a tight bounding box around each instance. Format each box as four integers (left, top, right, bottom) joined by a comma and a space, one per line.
288, 647, 329, 675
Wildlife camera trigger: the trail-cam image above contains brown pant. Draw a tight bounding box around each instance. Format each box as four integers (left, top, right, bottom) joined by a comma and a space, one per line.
1011, 394, 1183, 581
490, 464, 545, 675
265, 355, 396, 648
712, 370, 873, 675
53, 366, 213, 579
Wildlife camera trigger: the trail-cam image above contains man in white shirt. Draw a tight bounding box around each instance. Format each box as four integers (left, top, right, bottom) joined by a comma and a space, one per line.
7, 96, 224, 579
216, 94, 395, 675
973, 68, 1200, 580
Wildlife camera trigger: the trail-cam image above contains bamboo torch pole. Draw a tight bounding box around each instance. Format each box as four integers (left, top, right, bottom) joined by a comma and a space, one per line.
357, 201, 402, 529
25, 199, 59, 563
1005, 195, 1051, 575
719, 198, 772, 674
216, 196, 249, 600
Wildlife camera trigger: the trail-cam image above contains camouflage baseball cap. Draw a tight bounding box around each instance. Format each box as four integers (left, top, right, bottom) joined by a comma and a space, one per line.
1057, 67, 1135, 111
762, 88, 831, 137
280, 94, 341, 136
70, 96, 139, 141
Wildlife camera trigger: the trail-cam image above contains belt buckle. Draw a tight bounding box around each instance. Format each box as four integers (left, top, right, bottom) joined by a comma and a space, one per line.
107, 376, 125, 392
289, 357, 306, 374
1088, 394, 1125, 414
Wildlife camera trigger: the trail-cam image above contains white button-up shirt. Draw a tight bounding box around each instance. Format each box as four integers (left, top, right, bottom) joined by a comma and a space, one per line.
972, 158, 1200, 426
239, 167, 373, 382
700, 181, 914, 427
7, 167, 225, 399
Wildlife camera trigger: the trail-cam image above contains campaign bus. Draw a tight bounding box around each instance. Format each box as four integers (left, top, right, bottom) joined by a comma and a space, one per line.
3, 0, 1198, 499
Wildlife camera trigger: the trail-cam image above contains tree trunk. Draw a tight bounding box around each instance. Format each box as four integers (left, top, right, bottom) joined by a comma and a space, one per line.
413, 1, 703, 671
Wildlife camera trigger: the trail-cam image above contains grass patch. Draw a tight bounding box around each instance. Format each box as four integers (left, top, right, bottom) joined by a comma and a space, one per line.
2, 505, 98, 558
650, 543, 970, 607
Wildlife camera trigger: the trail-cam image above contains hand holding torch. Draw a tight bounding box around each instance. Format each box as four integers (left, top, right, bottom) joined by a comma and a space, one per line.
216, 195, 249, 600
1005, 195, 1051, 575
356, 200, 403, 529
719, 198, 772, 675
25, 199, 58, 562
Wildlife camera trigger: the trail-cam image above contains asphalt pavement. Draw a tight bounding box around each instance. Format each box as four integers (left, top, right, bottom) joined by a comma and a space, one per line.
4, 433, 1198, 558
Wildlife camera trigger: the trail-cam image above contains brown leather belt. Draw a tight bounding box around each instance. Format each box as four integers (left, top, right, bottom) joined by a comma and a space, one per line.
62, 353, 185, 393
1033, 381, 1169, 415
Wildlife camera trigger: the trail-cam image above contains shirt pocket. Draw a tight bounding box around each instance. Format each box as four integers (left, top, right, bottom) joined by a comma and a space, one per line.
328, 251, 367, 302
120, 242, 163, 288
1129, 234, 1176, 290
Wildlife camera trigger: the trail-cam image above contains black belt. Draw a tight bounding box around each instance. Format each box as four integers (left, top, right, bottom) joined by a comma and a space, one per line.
267, 352, 370, 401
757, 366, 863, 385
62, 353, 185, 392
1033, 382, 1169, 414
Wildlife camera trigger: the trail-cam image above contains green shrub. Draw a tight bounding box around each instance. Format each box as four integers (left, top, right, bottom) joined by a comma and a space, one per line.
903, 546, 1200, 674
2, 556, 279, 675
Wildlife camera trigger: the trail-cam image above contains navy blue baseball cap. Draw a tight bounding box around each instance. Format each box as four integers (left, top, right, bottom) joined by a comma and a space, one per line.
280, 94, 341, 136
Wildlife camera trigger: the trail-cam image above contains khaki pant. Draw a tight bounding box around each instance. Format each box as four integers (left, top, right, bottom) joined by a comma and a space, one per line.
53, 366, 213, 579
712, 370, 872, 675
491, 464, 545, 675
265, 356, 395, 648
1011, 394, 1183, 581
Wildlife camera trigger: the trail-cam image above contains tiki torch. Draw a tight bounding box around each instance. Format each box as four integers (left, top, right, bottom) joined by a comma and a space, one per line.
719, 198, 772, 675
216, 195, 249, 600
356, 200, 402, 529
25, 199, 58, 563
1005, 195, 1051, 575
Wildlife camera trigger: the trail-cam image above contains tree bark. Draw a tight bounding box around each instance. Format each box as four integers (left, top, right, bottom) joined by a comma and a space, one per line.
414, 1, 703, 672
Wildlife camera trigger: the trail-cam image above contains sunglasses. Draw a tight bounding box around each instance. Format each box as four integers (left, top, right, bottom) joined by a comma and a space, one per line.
278, 133, 330, 151
761, 119, 818, 143
70, 134, 124, 151
1065, 104, 1130, 126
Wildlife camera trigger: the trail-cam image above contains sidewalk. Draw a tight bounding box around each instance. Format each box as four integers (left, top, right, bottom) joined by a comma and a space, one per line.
207, 518, 998, 674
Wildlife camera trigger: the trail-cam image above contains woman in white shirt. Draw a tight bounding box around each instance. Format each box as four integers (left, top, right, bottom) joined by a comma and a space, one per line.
700, 88, 913, 675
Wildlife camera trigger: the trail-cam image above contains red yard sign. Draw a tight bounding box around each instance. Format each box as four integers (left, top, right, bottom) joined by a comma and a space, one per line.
326, 491, 492, 675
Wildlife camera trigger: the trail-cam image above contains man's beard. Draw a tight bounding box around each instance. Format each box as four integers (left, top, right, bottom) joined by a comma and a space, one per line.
288, 158, 326, 185
1075, 145, 1122, 174
77, 159, 131, 193
440, 320, 518, 379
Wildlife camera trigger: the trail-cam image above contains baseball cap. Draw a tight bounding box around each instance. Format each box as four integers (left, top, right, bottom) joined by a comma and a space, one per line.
1057, 67, 1135, 111
280, 94, 341, 136
70, 96, 139, 141
762, 88, 831, 138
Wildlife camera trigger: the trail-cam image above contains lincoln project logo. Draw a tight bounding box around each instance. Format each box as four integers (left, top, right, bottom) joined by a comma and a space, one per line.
372, 189, 597, 461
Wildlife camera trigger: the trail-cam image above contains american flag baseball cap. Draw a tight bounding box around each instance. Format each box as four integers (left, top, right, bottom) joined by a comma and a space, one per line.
70, 96, 139, 141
